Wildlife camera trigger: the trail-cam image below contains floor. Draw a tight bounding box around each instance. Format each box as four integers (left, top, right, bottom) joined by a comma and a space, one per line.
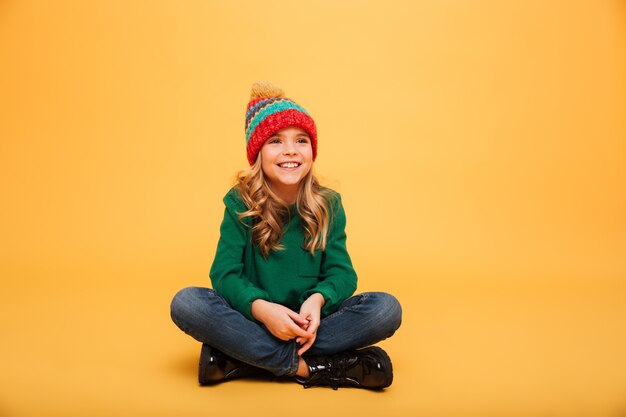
2, 261, 625, 417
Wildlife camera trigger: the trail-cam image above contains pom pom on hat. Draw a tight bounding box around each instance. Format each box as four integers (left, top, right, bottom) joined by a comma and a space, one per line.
244, 80, 317, 166
249, 80, 285, 101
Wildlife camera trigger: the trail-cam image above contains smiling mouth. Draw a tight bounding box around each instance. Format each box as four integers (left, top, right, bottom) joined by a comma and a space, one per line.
277, 162, 302, 169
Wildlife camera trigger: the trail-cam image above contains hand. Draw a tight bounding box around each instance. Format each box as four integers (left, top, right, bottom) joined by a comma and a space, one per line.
296, 293, 325, 356
251, 299, 310, 341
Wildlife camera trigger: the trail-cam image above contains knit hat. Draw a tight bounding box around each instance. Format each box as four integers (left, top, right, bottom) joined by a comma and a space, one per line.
244, 81, 318, 165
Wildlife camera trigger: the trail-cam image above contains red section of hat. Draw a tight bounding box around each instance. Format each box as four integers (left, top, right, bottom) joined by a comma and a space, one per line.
246, 109, 318, 166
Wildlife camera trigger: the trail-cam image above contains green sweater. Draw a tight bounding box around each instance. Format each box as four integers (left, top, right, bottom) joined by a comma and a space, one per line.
209, 186, 358, 324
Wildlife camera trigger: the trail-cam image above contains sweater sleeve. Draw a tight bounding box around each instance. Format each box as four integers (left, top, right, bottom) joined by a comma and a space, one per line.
209, 192, 271, 322
298, 193, 358, 316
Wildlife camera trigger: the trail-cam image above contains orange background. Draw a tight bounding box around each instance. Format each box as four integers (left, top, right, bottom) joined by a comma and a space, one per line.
1, 1, 625, 416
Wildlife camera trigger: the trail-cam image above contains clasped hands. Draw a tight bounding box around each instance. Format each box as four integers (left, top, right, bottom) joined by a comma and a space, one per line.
251, 293, 325, 356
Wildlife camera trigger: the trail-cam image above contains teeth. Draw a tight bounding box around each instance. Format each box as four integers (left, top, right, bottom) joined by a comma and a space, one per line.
279, 162, 300, 168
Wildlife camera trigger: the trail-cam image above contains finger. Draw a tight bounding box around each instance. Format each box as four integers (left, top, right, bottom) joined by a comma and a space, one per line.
288, 321, 310, 338
298, 335, 316, 356
287, 309, 308, 326
307, 318, 320, 335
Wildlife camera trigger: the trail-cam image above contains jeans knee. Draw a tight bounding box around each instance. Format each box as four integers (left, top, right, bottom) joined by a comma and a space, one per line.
371, 292, 402, 334
170, 286, 202, 326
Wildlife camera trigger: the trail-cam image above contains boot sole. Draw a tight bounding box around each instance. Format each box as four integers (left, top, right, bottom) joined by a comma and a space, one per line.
199, 344, 273, 385
199, 343, 243, 385
361, 346, 393, 389
296, 346, 394, 390
198, 343, 215, 385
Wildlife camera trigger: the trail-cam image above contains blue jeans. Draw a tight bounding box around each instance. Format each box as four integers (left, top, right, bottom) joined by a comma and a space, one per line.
170, 287, 402, 377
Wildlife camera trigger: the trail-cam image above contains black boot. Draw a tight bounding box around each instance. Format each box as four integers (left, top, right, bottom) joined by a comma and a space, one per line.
198, 343, 273, 385
293, 346, 393, 390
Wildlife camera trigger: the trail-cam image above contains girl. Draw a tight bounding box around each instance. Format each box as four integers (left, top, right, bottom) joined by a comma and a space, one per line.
170, 81, 402, 390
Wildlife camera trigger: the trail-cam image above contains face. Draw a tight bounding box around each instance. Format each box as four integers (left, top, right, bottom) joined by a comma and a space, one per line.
260, 126, 313, 202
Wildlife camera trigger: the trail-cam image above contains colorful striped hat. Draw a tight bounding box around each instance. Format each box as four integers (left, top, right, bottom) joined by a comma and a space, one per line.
244, 81, 317, 165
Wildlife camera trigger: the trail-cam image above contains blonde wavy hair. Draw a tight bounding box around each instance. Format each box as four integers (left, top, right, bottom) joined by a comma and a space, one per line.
232, 155, 336, 259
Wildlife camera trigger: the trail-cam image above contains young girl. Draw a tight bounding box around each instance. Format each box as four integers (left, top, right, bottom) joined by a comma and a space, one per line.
170, 81, 402, 390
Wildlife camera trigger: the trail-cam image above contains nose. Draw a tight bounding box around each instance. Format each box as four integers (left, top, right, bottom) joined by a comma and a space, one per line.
283, 142, 297, 155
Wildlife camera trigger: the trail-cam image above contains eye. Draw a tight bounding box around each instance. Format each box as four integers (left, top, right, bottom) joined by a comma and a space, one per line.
268, 138, 280, 144
297, 137, 310, 143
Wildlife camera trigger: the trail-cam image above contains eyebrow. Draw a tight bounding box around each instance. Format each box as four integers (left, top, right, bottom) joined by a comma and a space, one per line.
271, 132, 310, 138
